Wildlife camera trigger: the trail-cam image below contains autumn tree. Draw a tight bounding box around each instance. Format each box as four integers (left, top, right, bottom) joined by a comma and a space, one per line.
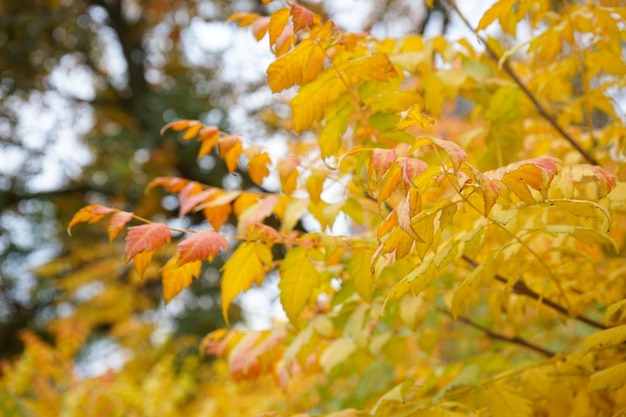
3, 0, 626, 415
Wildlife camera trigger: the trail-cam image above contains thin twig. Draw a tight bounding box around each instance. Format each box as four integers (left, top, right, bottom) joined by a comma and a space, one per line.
462, 255, 606, 330
441, 0, 600, 166
437, 307, 556, 358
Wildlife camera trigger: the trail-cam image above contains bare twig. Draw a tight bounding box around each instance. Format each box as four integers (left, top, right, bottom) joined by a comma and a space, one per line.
437, 307, 556, 358
462, 255, 606, 330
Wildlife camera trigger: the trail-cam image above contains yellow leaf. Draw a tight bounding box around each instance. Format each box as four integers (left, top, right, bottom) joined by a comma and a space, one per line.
320, 100, 351, 158
319, 337, 356, 374
306, 168, 327, 204
348, 248, 375, 302
605, 299, 626, 326
133, 250, 154, 279
267, 39, 326, 93
162, 256, 202, 303
221, 242, 272, 323
477, 0, 517, 31
487, 383, 532, 417
279, 247, 321, 326
581, 325, 626, 355
451, 257, 495, 318
588, 362, 626, 391
269, 8, 290, 47
291, 70, 346, 132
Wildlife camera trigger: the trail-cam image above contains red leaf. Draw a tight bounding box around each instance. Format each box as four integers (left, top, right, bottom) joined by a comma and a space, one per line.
108, 211, 133, 242
431, 137, 467, 172
247, 223, 284, 244
290, 3, 316, 33
68, 205, 117, 235
368, 149, 396, 183
398, 157, 429, 186
178, 230, 229, 265
125, 223, 172, 260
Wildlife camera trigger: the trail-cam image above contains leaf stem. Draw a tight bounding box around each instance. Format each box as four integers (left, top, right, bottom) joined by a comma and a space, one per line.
441, 0, 600, 166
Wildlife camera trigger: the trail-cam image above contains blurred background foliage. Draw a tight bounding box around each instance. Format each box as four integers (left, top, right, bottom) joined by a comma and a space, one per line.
0, 0, 449, 384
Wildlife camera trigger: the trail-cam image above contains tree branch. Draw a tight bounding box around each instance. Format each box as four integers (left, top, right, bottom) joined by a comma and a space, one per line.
462, 255, 606, 330
441, 0, 600, 166
437, 307, 556, 358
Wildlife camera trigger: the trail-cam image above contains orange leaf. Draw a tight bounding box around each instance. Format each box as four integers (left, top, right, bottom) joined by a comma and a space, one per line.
159, 120, 201, 136
68, 205, 117, 235
499, 157, 561, 203
203, 204, 233, 232
277, 156, 300, 195
378, 163, 402, 203
146, 177, 190, 193
125, 223, 172, 260
248, 152, 272, 185
181, 123, 202, 140
218, 136, 243, 173
221, 242, 273, 323
108, 211, 133, 242
197, 126, 220, 158
290, 3, 317, 33
233, 192, 260, 217
269, 8, 290, 46
178, 230, 229, 265
133, 250, 154, 279
162, 255, 202, 303
227, 12, 261, 27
